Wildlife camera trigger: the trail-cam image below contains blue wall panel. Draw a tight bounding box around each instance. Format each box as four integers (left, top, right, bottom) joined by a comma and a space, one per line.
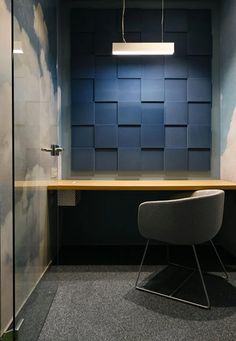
71, 8, 212, 173
165, 102, 188, 125
95, 103, 117, 124
118, 102, 141, 125
95, 149, 118, 171
95, 125, 118, 148
118, 127, 140, 147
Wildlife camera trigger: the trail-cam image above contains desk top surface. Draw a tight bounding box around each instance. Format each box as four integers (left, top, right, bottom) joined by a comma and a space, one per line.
15, 179, 236, 191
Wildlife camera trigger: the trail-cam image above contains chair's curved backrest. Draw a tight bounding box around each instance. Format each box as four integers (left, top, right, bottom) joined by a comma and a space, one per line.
138, 189, 225, 245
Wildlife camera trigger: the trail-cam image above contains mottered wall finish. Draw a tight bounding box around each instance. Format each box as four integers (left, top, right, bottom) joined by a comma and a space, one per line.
70, 8, 212, 174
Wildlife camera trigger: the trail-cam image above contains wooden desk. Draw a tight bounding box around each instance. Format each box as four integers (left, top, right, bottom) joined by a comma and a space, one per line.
47, 179, 236, 191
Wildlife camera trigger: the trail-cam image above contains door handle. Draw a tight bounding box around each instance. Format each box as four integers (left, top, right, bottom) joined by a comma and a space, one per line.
41, 144, 64, 156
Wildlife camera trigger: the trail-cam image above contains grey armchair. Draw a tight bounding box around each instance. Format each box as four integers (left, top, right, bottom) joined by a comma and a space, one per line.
135, 189, 228, 309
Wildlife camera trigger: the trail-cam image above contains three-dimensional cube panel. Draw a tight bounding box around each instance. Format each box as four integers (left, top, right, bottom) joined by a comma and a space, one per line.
164, 10, 188, 32
95, 103, 117, 124
71, 148, 94, 171
141, 79, 164, 102
141, 56, 164, 79
95, 56, 117, 79
95, 10, 117, 32
141, 103, 164, 124
123, 9, 141, 32
188, 103, 211, 125
187, 78, 211, 102
118, 102, 141, 125
164, 148, 188, 171
188, 56, 211, 78
188, 10, 211, 33
188, 125, 211, 148
71, 10, 94, 33
165, 56, 188, 78
164, 33, 187, 56
141, 32, 161, 42
141, 125, 165, 148
164, 102, 188, 125
189, 150, 210, 171
72, 103, 95, 125
95, 125, 118, 148
165, 127, 187, 148
141, 149, 164, 171
141, 10, 161, 33
165, 80, 187, 101
118, 127, 140, 147
95, 149, 118, 171
71, 33, 93, 56
118, 148, 141, 171
118, 79, 141, 102
72, 80, 94, 103
71, 126, 94, 147
187, 32, 212, 55
71, 56, 95, 78
94, 31, 119, 55
118, 58, 141, 78
95, 79, 118, 102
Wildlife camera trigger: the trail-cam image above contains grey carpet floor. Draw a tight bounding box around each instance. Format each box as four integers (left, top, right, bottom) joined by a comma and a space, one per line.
32, 265, 236, 341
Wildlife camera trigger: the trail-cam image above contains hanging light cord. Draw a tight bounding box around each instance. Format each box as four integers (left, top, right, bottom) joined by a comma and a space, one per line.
122, 0, 126, 42
161, 0, 164, 42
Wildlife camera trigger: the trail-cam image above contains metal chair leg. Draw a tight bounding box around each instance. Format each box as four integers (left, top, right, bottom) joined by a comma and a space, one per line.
135, 242, 211, 309
192, 245, 211, 309
135, 240, 149, 287
210, 240, 229, 281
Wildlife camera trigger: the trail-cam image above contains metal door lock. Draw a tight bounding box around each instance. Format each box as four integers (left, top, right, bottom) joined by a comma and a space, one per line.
41, 144, 64, 156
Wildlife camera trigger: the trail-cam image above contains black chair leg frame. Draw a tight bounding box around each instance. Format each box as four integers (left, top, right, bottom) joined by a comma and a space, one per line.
135, 240, 229, 309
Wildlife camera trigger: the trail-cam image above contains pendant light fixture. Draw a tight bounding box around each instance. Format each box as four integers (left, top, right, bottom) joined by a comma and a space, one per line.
112, 0, 174, 56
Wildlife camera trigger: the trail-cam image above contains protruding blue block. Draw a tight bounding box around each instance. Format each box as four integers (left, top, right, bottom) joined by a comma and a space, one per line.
164, 102, 187, 125
188, 125, 211, 148
141, 56, 164, 79
188, 103, 211, 125
118, 102, 141, 125
165, 79, 187, 101
95, 103, 117, 124
187, 32, 212, 55
71, 10, 94, 33
187, 78, 211, 102
165, 127, 187, 148
118, 148, 141, 171
118, 127, 140, 147
164, 10, 188, 32
95, 10, 117, 32
95, 79, 118, 102
141, 79, 164, 102
141, 103, 164, 124
165, 148, 188, 171
141, 149, 164, 171
141, 125, 165, 148
95, 125, 118, 148
118, 79, 141, 102
165, 56, 188, 78
95, 56, 117, 79
141, 10, 161, 33
188, 150, 211, 171
164, 33, 187, 56
71, 56, 95, 78
71, 33, 93, 55
95, 149, 118, 171
72, 80, 93, 103
71, 126, 94, 147
71, 148, 94, 171
118, 57, 141, 78
72, 103, 95, 125
188, 56, 211, 78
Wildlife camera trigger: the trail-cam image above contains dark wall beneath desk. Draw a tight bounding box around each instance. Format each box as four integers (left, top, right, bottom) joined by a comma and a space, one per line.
60, 190, 182, 245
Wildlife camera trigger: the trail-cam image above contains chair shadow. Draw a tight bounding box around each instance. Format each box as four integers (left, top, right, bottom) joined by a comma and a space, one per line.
124, 265, 236, 321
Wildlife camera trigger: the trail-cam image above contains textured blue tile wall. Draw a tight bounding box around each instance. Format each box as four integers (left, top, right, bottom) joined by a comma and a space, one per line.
71, 9, 212, 173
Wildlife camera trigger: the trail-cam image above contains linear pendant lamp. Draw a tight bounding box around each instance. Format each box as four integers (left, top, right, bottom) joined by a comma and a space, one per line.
112, 0, 175, 56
